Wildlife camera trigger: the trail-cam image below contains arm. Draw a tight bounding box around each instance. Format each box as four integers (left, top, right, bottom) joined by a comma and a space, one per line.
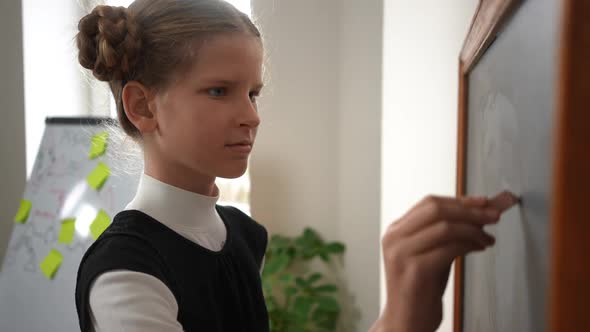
89, 270, 185, 332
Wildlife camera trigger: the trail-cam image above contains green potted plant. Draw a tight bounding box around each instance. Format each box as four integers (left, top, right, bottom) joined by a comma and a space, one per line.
262, 227, 346, 332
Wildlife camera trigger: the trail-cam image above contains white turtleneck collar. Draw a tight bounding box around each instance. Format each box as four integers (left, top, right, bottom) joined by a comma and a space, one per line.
124, 173, 227, 251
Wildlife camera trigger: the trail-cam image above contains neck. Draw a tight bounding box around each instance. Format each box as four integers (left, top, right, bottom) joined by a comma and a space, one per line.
144, 156, 218, 197
126, 173, 222, 230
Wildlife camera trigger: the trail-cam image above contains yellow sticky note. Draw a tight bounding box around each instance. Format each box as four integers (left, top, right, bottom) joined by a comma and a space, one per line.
90, 210, 111, 240
58, 218, 76, 244
14, 199, 32, 224
86, 162, 110, 190
88, 132, 108, 159
39, 249, 63, 280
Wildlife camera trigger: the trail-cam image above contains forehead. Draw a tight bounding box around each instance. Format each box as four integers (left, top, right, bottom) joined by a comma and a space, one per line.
187, 33, 264, 82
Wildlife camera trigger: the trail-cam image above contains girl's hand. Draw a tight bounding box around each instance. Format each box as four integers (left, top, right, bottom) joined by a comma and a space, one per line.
373, 191, 519, 332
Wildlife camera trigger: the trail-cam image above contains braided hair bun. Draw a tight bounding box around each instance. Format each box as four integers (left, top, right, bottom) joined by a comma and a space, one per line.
76, 5, 141, 82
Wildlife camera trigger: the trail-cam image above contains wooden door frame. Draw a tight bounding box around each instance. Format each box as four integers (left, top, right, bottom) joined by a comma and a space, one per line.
548, 0, 590, 331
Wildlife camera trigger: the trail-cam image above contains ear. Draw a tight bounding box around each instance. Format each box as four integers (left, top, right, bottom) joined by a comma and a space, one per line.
122, 81, 158, 134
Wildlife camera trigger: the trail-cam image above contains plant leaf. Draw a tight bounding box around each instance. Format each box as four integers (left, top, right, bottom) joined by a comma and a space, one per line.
295, 276, 307, 288
295, 236, 308, 247
293, 296, 313, 319
287, 327, 306, 332
263, 253, 291, 276
307, 272, 322, 285
278, 273, 295, 283
313, 284, 338, 293
312, 308, 339, 330
316, 296, 340, 312
325, 242, 345, 254
285, 286, 298, 297
270, 235, 291, 249
303, 228, 318, 242
263, 227, 344, 331
266, 297, 276, 311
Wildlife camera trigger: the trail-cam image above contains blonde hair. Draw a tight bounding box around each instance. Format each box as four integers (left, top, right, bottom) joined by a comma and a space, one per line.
76, 0, 262, 139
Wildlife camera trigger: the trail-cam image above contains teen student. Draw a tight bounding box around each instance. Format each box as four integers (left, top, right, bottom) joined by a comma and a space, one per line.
74, 1, 518, 331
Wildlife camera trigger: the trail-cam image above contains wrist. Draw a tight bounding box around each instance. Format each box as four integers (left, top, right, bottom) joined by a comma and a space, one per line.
371, 316, 398, 332
370, 305, 400, 332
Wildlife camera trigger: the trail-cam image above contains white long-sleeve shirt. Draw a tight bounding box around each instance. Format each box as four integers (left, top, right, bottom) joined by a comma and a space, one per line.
89, 174, 262, 332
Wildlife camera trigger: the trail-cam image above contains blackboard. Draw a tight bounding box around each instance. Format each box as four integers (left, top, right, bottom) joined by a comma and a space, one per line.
461, 0, 558, 330
455, 0, 590, 331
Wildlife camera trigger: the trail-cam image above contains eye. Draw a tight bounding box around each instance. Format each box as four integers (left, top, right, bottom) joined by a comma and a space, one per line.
249, 90, 260, 102
207, 87, 226, 97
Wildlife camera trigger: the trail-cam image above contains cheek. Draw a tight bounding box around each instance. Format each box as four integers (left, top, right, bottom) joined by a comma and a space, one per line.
157, 97, 229, 149
184, 114, 227, 150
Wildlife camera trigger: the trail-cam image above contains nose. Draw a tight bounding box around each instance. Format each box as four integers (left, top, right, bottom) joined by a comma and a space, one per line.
238, 97, 260, 128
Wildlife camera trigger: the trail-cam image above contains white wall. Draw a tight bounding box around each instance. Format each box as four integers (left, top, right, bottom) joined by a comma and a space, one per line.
22, 0, 111, 176
337, 0, 383, 330
1, 0, 110, 265
381, 1, 478, 331
0, 0, 27, 267
250, 0, 382, 330
250, 1, 477, 331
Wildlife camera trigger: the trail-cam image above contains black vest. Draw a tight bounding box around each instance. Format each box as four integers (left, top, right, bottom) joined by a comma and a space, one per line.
75, 205, 269, 332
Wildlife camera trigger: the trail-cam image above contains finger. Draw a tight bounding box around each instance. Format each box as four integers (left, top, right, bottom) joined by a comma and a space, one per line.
397, 195, 487, 228
407, 195, 487, 213
417, 240, 489, 274
401, 241, 485, 295
398, 197, 500, 236
440, 192, 520, 211
457, 195, 488, 207
488, 190, 520, 213
402, 220, 495, 256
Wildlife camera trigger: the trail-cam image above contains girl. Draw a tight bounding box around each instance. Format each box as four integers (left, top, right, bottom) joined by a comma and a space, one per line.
74, 1, 518, 331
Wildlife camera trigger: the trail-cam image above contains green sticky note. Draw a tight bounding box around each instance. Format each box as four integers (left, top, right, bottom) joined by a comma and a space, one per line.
58, 218, 76, 244
14, 199, 32, 224
39, 249, 63, 280
90, 210, 111, 240
86, 162, 110, 190
88, 132, 108, 159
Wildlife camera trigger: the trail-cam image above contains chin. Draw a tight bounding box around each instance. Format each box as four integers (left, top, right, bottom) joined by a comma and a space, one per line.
217, 162, 248, 179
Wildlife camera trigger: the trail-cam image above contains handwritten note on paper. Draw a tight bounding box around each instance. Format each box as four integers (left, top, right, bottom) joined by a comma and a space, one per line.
39, 249, 63, 280
86, 162, 110, 190
14, 199, 32, 224
90, 210, 111, 240
58, 218, 76, 244
88, 132, 108, 159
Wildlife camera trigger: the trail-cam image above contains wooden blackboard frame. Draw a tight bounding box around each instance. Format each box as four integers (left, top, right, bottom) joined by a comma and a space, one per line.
454, 1, 590, 331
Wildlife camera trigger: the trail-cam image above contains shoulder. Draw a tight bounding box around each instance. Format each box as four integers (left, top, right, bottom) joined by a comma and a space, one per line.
76, 215, 179, 332
217, 205, 267, 239
82, 210, 168, 270
81, 233, 166, 275
77, 212, 176, 295
217, 205, 268, 262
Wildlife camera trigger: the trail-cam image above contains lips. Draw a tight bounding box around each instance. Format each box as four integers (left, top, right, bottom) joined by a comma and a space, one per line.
227, 140, 253, 146
226, 140, 253, 154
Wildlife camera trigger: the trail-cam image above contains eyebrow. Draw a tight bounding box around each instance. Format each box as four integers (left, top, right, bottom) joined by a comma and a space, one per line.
202, 79, 264, 90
